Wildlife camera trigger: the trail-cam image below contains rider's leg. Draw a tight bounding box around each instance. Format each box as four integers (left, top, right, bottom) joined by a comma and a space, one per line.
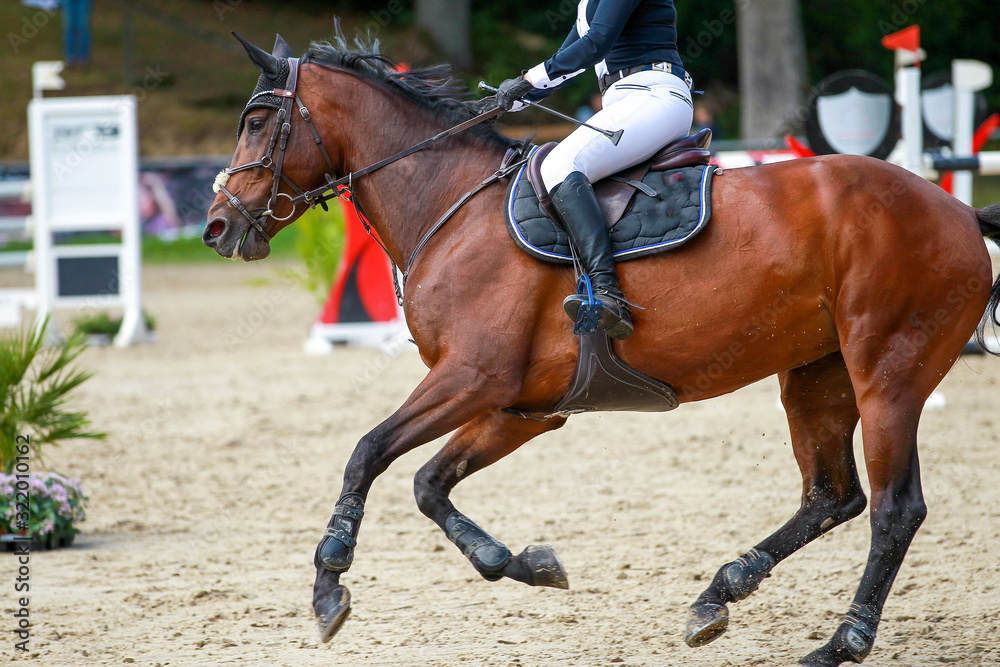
550, 173, 635, 339
540, 71, 693, 338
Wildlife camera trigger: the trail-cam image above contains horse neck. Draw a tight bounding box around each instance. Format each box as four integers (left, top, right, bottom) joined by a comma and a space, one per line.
320, 74, 505, 268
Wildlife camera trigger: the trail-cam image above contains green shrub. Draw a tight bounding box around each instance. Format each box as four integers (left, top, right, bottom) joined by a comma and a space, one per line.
71, 312, 157, 337
288, 203, 345, 303
0, 319, 106, 474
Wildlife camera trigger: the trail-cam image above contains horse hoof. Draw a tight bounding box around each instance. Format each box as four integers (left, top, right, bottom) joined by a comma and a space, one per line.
315, 584, 352, 643
520, 544, 570, 589
798, 647, 845, 667
800, 623, 874, 666
684, 602, 729, 647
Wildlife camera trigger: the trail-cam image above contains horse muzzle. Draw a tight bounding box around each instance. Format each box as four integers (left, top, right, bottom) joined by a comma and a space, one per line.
203, 212, 271, 261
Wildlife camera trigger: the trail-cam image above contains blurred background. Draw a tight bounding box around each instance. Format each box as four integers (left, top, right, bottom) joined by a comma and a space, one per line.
0, 0, 998, 310
1, 8, 999, 662
2, 1, 999, 150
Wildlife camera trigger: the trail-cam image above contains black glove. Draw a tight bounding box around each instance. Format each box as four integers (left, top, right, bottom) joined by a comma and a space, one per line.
495, 76, 534, 111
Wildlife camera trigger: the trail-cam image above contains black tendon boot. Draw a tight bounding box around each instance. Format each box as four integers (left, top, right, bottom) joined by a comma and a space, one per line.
550, 171, 633, 340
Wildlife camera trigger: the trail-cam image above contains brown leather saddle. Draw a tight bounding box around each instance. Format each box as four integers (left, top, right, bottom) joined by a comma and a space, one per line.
528, 128, 713, 225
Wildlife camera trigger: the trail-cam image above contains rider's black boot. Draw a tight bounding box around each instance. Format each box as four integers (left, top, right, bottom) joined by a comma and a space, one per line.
550, 171, 633, 340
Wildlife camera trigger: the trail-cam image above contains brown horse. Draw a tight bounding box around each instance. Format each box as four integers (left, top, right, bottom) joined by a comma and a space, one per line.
204, 34, 1000, 666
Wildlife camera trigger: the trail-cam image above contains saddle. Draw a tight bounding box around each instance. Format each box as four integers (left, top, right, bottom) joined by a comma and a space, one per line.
530, 128, 713, 225
501, 130, 714, 422
506, 131, 716, 265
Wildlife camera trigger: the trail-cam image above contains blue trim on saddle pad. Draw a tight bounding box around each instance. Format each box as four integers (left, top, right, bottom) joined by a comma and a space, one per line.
503, 146, 716, 265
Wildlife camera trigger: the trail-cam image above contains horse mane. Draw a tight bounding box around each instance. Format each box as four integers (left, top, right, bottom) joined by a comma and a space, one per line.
305, 22, 521, 152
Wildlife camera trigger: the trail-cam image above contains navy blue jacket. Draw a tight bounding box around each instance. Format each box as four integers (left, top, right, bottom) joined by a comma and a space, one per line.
526, 0, 682, 91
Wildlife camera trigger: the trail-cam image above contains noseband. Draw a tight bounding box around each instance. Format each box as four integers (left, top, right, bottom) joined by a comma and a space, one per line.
213, 57, 338, 240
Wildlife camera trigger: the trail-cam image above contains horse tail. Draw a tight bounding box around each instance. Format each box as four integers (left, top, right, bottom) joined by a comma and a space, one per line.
975, 203, 1000, 353
977, 203, 1000, 238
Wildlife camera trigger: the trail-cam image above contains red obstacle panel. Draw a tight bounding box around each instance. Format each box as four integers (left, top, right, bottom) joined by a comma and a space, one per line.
318, 198, 398, 326
306, 197, 406, 350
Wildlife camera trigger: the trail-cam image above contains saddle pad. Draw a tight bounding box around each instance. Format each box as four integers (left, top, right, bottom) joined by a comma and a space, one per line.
504, 150, 716, 264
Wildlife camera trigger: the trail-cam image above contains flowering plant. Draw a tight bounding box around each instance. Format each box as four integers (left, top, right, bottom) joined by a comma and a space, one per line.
0, 472, 87, 539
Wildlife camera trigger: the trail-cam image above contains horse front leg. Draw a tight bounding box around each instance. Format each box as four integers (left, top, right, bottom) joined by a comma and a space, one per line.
413, 410, 570, 589
313, 361, 522, 642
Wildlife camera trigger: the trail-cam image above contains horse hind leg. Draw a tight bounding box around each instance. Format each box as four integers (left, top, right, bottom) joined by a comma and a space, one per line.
798, 344, 954, 665
413, 411, 571, 589
686, 352, 866, 648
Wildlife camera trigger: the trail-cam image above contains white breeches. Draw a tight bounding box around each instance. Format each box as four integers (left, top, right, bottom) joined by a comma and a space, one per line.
540, 70, 695, 193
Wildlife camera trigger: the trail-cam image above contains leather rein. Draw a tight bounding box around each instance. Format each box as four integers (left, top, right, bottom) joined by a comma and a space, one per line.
214, 56, 526, 302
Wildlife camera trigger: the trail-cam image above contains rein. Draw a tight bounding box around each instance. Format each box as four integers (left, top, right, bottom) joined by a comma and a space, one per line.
215, 57, 523, 301
351, 146, 528, 304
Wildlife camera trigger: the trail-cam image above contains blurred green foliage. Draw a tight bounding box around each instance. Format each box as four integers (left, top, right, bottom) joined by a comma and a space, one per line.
2, 0, 995, 156
71, 312, 157, 336
287, 203, 345, 304
0, 319, 105, 475
456, 0, 999, 135
324, 1, 1000, 106
141, 232, 299, 264
805, 0, 998, 96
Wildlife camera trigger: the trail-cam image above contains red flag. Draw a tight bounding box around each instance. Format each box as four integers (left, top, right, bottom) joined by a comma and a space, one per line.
881, 25, 920, 53
785, 134, 816, 158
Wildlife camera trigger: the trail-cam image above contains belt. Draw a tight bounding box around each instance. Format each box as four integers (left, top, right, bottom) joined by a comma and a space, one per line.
599, 62, 692, 94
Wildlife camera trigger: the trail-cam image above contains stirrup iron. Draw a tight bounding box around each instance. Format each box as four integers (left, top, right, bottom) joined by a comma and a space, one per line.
572, 274, 603, 336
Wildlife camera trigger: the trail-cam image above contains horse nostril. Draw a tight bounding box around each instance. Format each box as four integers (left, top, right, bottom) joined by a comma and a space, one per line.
203, 218, 227, 247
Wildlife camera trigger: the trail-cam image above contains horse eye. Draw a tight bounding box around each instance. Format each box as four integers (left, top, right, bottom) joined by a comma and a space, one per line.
249, 118, 264, 134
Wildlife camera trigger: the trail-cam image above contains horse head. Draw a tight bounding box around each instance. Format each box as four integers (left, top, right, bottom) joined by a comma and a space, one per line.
203, 33, 342, 261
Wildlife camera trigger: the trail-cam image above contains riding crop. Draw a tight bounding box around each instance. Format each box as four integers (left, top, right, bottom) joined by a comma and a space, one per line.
478, 82, 624, 146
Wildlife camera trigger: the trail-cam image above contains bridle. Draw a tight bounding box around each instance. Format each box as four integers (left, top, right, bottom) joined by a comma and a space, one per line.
213, 57, 339, 240
214, 56, 527, 302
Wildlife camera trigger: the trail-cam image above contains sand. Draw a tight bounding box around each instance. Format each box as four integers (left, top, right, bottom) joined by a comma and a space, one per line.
3, 262, 999, 666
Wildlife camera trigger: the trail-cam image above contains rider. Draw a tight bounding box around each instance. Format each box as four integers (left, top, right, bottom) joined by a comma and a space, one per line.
495, 0, 694, 340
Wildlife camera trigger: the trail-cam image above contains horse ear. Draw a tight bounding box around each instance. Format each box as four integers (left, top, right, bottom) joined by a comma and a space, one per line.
232, 31, 281, 78
272, 34, 293, 59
